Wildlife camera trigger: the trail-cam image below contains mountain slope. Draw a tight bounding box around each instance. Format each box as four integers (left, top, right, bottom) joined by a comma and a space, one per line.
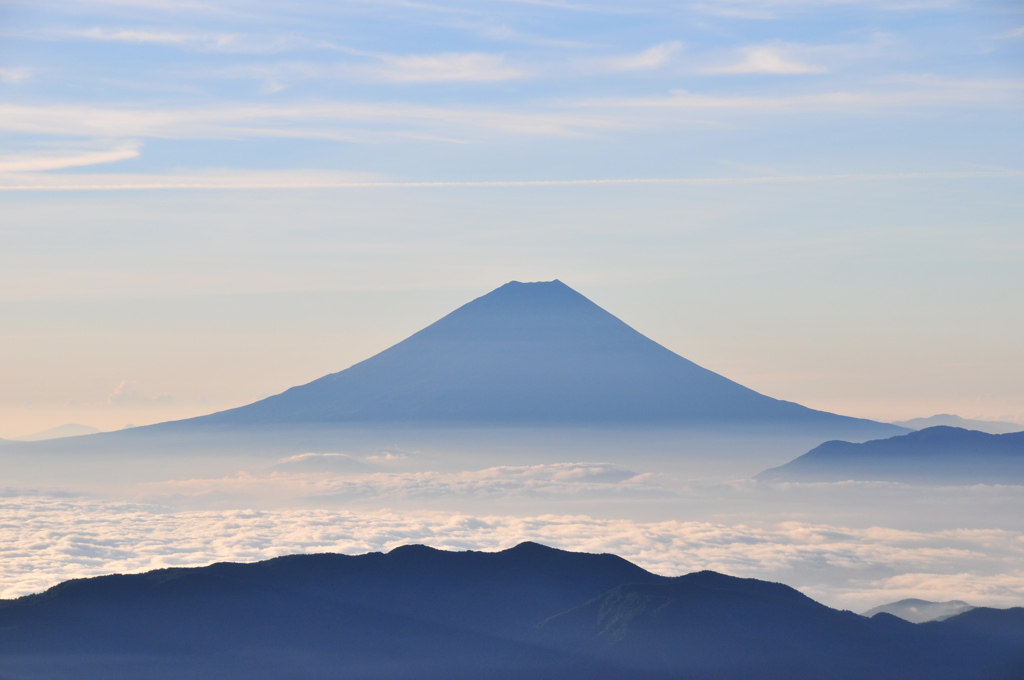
539, 572, 929, 680
757, 426, 1024, 483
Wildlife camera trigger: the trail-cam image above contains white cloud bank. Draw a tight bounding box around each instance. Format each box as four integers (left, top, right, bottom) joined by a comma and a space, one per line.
1, 493, 1022, 611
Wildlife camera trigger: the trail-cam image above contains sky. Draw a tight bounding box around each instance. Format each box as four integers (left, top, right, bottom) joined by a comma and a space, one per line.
1, 0, 1023, 437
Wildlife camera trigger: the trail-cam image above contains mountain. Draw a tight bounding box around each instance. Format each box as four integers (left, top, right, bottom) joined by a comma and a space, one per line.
0, 543, 1020, 680
130, 280, 898, 437
16, 423, 101, 441
892, 415, 1022, 435
756, 426, 1024, 483
864, 599, 976, 623
537, 573, 924, 680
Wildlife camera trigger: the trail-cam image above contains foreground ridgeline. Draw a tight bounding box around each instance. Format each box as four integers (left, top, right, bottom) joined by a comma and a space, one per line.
0, 543, 1020, 680
758, 426, 1024, 484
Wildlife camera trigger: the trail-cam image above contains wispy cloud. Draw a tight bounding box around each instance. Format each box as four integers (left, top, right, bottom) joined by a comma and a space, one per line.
0, 101, 614, 141
105, 380, 171, 405
0, 143, 140, 172
371, 52, 527, 82
0, 67, 33, 84
2, 75, 1017, 149
1, 168, 1021, 192
585, 78, 1024, 111
68, 27, 345, 54
49, 0, 252, 15
705, 46, 826, 74
597, 42, 683, 72
201, 50, 527, 92
688, 0, 961, 19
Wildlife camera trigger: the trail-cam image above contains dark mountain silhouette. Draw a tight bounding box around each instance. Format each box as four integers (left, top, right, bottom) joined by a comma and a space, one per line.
756, 426, 1024, 483
864, 598, 976, 623
0, 542, 1020, 680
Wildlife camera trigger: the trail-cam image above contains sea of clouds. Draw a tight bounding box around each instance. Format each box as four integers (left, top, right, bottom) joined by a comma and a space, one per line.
2, 490, 1022, 611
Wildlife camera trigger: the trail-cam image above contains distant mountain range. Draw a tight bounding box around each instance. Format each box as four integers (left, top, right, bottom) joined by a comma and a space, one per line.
892, 415, 1022, 435
15, 423, 101, 441
0, 543, 1019, 680
864, 599, 976, 623
757, 426, 1024, 483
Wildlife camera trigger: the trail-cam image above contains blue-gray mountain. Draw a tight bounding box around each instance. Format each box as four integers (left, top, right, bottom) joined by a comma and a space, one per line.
0, 543, 1019, 680
757, 426, 1024, 483
891, 415, 1022, 435
161, 280, 897, 434
864, 599, 976, 624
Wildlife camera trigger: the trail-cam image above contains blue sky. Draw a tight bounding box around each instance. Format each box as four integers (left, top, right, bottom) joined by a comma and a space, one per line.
0, 0, 1022, 435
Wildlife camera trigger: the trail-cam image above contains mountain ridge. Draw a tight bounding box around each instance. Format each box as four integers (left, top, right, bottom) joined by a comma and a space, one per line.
757, 426, 1024, 483
0, 542, 1020, 680
864, 598, 976, 623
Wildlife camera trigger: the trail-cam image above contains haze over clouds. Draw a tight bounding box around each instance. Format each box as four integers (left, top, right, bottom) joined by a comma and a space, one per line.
137, 461, 671, 507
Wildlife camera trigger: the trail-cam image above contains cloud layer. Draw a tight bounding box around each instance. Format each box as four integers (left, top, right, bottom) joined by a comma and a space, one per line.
2, 493, 1022, 611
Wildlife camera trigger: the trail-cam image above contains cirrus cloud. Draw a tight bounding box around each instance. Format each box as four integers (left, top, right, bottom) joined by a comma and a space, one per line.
0, 143, 140, 173
705, 46, 826, 74
371, 52, 527, 82
596, 41, 683, 72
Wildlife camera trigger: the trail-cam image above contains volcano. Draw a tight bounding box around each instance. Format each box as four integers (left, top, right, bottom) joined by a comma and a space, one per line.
166, 280, 895, 435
